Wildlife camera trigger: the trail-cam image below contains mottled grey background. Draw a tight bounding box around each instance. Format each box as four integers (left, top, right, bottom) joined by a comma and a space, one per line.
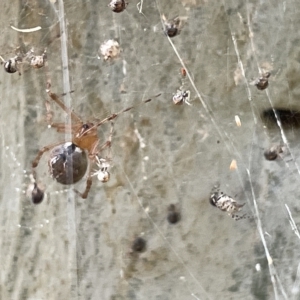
1, 0, 300, 299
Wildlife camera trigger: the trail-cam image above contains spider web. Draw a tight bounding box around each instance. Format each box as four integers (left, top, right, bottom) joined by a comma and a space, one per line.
1, 0, 300, 299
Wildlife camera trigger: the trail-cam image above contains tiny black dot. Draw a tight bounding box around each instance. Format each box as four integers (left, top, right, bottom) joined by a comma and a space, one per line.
131, 237, 146, 253
167, 211, 180, 224
167, 204, 181, 224
32, 184, 44, 204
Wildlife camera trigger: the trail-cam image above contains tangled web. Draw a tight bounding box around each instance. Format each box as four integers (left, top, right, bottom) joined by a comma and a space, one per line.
1, 0, 300, 299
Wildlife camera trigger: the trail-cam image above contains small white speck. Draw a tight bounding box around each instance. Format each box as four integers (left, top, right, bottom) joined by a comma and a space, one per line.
235, 115, 241, 127
292, 286, 299, 295
255, 263, 261, 272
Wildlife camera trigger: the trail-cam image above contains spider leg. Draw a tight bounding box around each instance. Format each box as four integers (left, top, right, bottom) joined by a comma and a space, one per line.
82, 94, 161, 137
46, 82, 82, 124
98, 122, 114, 153
45, 99, 82, 132
45, 74, 82, 123
48, 122, 80, 133
85, 122, 114, 160
74, 162, 93, 199
32, 141, 65, 168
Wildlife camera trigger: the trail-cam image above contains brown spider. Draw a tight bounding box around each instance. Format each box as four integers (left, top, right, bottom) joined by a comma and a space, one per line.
32, 83, 160, 199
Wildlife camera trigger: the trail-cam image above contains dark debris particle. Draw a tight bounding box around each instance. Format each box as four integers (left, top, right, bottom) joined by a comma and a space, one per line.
261, 108, 300, 129
131, 237, 146, 253
32, 183, 44, 204
167, 204, 181, 224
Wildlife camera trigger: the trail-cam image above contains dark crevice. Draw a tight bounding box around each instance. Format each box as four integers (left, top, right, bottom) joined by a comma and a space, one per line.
261, 108, 300, 129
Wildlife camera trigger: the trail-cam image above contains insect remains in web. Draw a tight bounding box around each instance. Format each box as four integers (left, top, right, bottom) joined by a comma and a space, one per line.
31, 80, 161, 199
264, 145, 284, 161
161, 15, 186, 38
108, 0, 127, 13
26, 48, 47, 69
0, 47, 47, 75
99, 40, 121, 61
172, 67, 191, 105
209, 186, 247, 221
251, 72, 271, 90
173, 89, 191, 105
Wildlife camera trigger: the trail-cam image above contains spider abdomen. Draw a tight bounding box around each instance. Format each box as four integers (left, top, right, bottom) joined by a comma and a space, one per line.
48, 142, 88, 185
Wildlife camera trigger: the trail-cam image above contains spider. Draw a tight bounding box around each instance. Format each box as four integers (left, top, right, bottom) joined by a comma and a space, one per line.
108, 0, 128, 13
25, 48, 47, 69
173, 89, 191, 105
209, 187, 246, 220
252, 72, 271, 90
0, 47, 46, 74
32, 82, 160, 199
99, 40, 121, 61
264, 145, 284, 161
0, 54, 22, 74
161, 15, 186, 38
